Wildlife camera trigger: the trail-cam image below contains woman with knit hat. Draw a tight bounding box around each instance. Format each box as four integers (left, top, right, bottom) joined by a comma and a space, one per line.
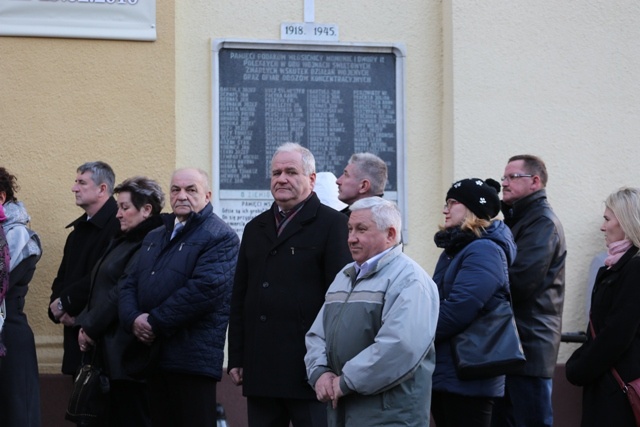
430, 178, 517, 427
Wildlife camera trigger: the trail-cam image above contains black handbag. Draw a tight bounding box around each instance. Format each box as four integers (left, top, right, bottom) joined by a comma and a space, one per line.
65, 350, 110, 425
451, 296, 526, 380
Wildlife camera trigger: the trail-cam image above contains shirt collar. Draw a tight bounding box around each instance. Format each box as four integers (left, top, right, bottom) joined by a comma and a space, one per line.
355, 246, 394, 278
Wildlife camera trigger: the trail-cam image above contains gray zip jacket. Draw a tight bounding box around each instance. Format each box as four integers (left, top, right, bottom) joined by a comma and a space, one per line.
305, 245, 439, 426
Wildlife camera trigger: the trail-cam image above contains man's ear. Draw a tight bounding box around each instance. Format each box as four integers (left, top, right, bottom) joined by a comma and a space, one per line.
359, 179, 371, 194
530, 175, 543, 191
387, 226, 397, 243
309, 172, 317, 190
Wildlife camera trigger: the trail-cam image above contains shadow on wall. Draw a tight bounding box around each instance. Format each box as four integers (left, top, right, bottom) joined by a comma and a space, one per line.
40, 365, 581, 427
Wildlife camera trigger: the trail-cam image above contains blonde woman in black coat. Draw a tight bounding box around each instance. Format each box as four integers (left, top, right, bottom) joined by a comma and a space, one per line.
566, 187, 640, 426
76, 177, 164, 427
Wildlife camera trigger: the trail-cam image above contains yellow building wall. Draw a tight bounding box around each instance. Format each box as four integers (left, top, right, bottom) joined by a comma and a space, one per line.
2, 0, 639, 375
0, 3, 176, 372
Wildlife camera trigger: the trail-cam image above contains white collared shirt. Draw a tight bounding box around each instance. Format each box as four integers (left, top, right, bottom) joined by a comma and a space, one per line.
354, 246, 394, 279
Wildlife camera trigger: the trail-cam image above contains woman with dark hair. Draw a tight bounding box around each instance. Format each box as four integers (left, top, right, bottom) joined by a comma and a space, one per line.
0, 205, 9, 356
566, 187, 640, 426
0, 167, 42, 427
76, 176, 165, 426
430, 178, 517, 427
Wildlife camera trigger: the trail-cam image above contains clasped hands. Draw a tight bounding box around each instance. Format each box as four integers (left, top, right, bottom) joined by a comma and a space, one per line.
315, 372, 344, 409
78, 328, 95, 352
132, 313, 156, 345
77, 313, 155, 352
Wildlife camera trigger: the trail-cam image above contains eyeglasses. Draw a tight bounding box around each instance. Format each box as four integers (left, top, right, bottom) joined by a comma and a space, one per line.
500, 173, 533, 183
443, 199, 461, 210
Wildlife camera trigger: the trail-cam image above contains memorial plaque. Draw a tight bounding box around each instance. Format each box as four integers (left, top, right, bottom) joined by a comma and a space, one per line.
213, 40, 406, 237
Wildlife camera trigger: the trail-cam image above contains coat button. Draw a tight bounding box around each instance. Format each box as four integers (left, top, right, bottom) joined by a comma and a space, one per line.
262, 282, 269, 288
260, 315, 267, 322
270, 250, 277, 255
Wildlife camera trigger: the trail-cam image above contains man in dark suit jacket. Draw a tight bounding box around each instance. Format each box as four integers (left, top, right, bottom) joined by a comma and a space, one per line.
228, 143, 352, 427
48, 161, 120, 375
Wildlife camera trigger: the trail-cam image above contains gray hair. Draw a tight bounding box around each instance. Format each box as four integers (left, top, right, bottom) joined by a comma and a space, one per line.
272, 143, 316, 176
350, 197, 401, 244
348, 153, 388, 195
605, 187, 640, 249
77, 161, 116, 195
114, 176, 165, 215
172, 168, 211, 192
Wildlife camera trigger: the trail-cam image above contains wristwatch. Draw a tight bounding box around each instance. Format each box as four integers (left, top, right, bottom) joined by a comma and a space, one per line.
57, 299, 64, 312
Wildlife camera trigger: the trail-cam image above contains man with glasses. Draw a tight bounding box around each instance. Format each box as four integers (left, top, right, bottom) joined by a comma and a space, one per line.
491, 155, 567, 427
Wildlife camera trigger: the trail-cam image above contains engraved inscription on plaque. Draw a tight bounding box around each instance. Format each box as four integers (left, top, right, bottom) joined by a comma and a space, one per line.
218, 49, 398, 191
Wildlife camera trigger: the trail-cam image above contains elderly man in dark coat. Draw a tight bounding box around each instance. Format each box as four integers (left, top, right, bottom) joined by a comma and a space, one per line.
119, 168, 239, 427
228, 142, 352, 427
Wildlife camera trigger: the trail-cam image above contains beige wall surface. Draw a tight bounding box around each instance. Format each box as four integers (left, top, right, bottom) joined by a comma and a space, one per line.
0, 3, 176, 372
445, 1, 640, 361
2, 0, 640, 374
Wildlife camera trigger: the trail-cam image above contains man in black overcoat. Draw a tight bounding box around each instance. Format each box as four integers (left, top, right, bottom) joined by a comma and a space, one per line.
228, 143, 352, 427
48, 161, 120, 376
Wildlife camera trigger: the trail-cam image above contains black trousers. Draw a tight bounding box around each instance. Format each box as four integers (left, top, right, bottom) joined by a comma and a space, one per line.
247, 396, 327, 427
108, 380, 151, 427
147, 371, 217, 427
431, 390, 495, 427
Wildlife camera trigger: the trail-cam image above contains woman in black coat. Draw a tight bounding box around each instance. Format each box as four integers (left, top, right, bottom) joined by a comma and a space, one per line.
76, 176, 164, 427
566, 187, 640, 427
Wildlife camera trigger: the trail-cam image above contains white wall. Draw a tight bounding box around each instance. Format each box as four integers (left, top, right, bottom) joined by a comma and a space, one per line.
446, 0, 640, 361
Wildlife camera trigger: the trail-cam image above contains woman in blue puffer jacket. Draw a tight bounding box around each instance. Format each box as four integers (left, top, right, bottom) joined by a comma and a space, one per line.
430, 178, 517, 427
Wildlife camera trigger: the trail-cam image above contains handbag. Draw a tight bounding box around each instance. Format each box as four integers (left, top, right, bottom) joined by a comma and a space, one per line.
451, 296, 526, 380
65, 349, 110, 425
611, 369, 640, 426
589, 318, 640, 426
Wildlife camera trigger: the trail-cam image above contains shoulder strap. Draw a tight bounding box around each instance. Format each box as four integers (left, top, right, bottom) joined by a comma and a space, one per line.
589, 314, 627, 391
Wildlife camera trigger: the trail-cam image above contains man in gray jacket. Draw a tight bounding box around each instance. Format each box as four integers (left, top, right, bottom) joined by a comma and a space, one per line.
305, 197, 439, 426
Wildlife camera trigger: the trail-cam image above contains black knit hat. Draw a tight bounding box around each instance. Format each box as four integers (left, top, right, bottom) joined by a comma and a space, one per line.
446, 178, 501, 220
